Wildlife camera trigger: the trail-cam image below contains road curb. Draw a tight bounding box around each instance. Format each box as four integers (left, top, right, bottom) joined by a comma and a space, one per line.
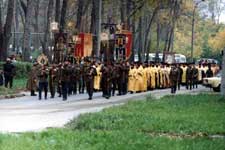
0, 93, 26, 100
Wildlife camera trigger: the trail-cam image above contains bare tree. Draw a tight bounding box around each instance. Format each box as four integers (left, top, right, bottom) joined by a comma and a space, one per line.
34, 0, 40, 50
23, 0, 35, 61
0, 0, 15, 61
60, 0, 68, 32
55, 0, 61, 23
43, 0, 54, 56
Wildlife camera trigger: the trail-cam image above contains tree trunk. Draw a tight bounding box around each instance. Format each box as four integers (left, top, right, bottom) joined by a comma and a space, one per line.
90, 0, 97, 56
163, 26, 170, 52
0, 0, 3, 60
76, 0, 84, 31
138, 16, 143, 62
0, 0, 15, 61
120, 0, 126, 24
130, 1, 136, 62
155, 18, 161, 63
43, 0, 54, 57
167, 26, 174, 52
18, 0, 25, 27
23, 0, 34, 61
96, 0, 102, 57
34, 0, 40, 50
145, 8, 158, 61
221, 48, 225, 96
144, 7, 158, 57
55, 0, 61, 23
60, 0, 68, 32
126, 0, 131, 30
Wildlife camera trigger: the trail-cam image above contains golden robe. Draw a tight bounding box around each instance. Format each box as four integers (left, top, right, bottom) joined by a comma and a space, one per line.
128, 68, 135, 92
150, 67, 156, 89
143, 68, 148, 91
94, 65, 102, 90
181, 66, 187, 84
135, 66, 145, 92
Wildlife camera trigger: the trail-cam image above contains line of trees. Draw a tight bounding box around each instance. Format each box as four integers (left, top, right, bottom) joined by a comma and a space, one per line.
0, 0, 224, 62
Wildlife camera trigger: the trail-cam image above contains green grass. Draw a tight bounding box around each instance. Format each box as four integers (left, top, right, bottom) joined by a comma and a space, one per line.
0, 94, 225, 150
0, 129, 224, 150
68, 94, 225, 135
0, 78, 26, 95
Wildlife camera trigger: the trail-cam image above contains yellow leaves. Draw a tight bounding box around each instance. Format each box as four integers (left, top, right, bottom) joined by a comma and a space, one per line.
182, 0, 194, 11
208, 28, 225, 52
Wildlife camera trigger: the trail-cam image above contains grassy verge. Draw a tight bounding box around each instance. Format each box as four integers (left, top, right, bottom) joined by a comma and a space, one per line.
0, 78, 26, 95
0, 94, 225, 150
68, 94, 225, 135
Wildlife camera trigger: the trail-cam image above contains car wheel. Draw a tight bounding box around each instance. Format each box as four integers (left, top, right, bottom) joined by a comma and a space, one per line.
213, 85, 221, 92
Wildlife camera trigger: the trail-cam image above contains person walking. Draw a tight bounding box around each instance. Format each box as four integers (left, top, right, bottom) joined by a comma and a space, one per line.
3, 58, 16, 88
37, 65, 48, 100
86, 63, 97, 100
170, 65, 179, 94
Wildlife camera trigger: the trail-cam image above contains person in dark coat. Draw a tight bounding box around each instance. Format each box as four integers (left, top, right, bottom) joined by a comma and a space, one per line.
37, 65, 48, 100
56, 63, 63, 97
115, 62, 123, 95
3, 58, 16, 88
111, 63, 118, 96
0, 70, 3, 86
192, 65, 199, 89
86, 63, 97, 100
186, 65, 193, 90
206, 64, 213, 78
72, 63, 80, 95
122, 61, 130, 95
170, 65, 179, 94
27, 62, 39, 96
49, 64, 58, 98
67, 63, 74, 96
177, 64, 183, 90
61, 61, 70, 101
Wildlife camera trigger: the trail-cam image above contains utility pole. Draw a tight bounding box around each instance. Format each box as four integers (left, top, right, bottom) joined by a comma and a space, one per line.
96, 0, 102, 57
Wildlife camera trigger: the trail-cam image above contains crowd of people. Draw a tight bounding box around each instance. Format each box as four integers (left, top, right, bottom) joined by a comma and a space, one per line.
27, 58, 220, 101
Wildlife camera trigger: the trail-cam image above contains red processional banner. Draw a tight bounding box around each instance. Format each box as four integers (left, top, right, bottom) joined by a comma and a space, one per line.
74, 33, 93, 58
124, 31, 132, 59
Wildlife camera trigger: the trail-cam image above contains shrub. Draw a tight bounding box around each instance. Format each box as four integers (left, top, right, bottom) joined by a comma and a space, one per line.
0, 61, 32, 79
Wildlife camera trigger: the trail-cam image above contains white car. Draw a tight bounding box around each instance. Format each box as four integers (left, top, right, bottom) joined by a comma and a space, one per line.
202, 72, 221, 92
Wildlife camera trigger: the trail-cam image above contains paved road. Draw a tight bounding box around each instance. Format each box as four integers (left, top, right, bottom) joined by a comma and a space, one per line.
0, 85, 210, 133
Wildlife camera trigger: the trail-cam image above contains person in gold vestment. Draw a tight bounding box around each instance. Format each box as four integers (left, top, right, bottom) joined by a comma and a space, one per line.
94, 63, 102, 91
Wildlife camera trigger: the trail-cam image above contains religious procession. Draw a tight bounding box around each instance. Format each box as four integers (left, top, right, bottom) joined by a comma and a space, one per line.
27, 57, 220, 101
26, 23, 220, 101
